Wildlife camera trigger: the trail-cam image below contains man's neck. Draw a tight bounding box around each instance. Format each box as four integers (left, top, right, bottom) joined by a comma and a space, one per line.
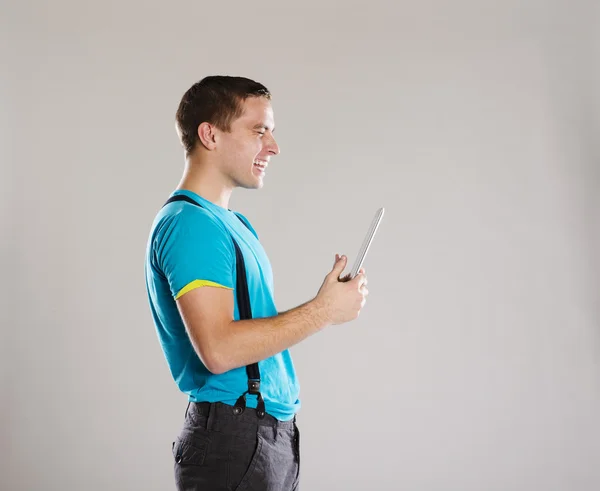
175, 158, 234, 210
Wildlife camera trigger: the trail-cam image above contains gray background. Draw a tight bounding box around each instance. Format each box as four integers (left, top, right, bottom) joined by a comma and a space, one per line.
2, 0, 599, 490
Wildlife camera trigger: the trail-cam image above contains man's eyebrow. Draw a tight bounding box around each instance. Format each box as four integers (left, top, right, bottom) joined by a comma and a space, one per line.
253, 123, 275, 133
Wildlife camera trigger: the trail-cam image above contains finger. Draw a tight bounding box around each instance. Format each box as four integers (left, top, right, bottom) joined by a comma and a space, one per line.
357, 272, 368, 285
351, 272, 366, 288
351, 272, 364, 282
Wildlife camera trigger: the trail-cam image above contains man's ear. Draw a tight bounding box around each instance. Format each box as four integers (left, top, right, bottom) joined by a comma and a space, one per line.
197, 122, 217, 150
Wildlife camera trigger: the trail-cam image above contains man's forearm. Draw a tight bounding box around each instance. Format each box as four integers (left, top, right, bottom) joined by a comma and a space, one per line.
211, 299, 330, 374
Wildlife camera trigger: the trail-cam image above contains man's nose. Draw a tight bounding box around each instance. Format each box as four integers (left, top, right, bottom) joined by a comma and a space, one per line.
266, 134, 280, 156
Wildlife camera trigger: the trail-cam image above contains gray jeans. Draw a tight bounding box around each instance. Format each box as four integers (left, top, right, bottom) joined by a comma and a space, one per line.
172, 401, 300, 491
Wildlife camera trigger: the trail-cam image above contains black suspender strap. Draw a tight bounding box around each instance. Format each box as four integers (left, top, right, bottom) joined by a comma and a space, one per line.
162, 195, 266, 419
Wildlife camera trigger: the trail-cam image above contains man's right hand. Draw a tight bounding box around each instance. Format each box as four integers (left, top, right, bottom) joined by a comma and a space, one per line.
314, 254, 369, 326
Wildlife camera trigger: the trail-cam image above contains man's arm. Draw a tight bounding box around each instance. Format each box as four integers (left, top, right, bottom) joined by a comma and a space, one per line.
176, 255, 367, 374
177, 287, 330, 374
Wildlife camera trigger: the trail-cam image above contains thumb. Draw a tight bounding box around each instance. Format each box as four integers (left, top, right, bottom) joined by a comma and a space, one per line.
330, 255, 347, 277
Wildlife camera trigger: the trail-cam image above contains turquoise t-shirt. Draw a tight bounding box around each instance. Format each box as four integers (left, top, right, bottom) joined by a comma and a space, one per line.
145, 189, 300, 421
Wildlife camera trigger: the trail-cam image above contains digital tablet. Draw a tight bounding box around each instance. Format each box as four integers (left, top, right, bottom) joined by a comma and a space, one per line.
342, 207, 385, 281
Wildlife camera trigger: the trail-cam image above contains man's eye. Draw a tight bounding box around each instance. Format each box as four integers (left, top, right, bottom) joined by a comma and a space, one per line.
257, 132, 265, 137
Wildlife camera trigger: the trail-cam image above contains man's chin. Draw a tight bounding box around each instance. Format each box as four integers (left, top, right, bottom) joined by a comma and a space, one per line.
238, 179, 264, 190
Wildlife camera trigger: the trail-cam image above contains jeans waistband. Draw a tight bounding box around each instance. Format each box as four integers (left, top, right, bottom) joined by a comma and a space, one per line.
186, 401, 296, 436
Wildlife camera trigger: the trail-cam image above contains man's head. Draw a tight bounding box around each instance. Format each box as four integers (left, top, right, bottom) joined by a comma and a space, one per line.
175, 76, 280, 190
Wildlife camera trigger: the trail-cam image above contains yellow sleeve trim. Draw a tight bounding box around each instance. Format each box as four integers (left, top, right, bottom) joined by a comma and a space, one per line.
175, 279, 233, 300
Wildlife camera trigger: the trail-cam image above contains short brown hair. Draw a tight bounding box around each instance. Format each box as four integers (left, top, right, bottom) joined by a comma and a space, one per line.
175, 75, 271, 155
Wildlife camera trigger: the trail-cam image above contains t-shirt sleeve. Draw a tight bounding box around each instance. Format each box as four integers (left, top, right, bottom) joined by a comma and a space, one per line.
156, 208, 235, 300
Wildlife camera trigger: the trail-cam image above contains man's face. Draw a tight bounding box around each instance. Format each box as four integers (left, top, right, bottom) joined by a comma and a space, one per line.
216, 96, 280, 190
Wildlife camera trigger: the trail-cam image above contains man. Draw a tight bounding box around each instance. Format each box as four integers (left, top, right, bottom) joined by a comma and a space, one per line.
145, 75, 368, 490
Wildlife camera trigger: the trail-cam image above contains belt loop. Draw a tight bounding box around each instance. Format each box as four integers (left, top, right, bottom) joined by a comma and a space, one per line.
206, 402, 216, 431
184, 401, 191, 420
